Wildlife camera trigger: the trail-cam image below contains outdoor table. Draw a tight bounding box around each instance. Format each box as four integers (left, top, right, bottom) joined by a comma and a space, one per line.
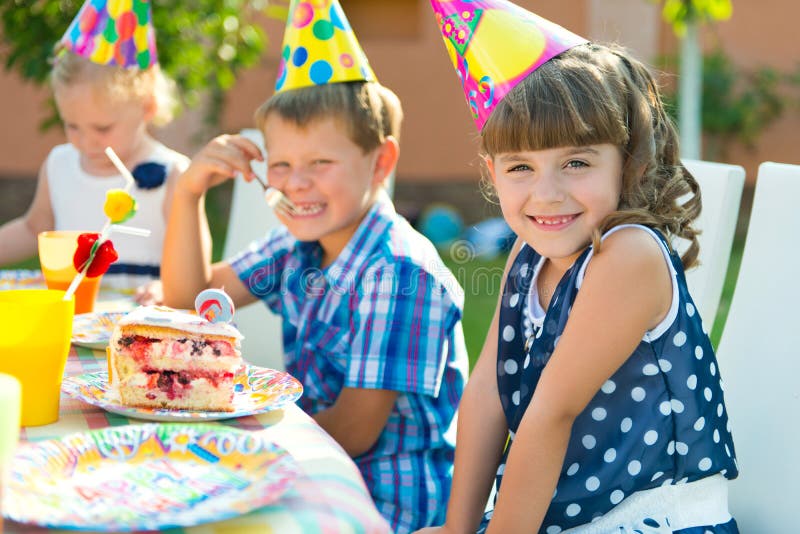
2, 270, 391, 534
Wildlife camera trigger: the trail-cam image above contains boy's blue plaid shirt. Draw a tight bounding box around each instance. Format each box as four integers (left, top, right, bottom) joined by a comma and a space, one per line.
230, 195, 468, 532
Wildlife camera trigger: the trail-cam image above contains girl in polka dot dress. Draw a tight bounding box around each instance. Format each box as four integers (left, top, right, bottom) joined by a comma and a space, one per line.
415, 35, 739, 534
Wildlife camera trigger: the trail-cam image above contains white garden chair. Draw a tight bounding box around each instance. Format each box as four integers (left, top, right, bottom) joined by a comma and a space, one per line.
678, 159, 745, 332
715, 161, 800, 531
223, 129, 284, 370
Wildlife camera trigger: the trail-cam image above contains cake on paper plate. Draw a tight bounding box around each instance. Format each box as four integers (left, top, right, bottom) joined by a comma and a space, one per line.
108, 289, 244, 411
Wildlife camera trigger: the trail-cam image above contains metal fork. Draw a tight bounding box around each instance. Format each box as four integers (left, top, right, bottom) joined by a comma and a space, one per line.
252, 174, 297, 216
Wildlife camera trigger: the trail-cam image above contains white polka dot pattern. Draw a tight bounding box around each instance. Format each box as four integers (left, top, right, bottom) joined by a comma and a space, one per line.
502, 325, 515, 342
487, 228, 737, 532
567, 462, 580, 476
620, 417, 633, 433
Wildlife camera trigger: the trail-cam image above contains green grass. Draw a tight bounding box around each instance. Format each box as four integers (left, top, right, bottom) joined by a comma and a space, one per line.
443, 253, 508, 368
7, 256, 40, 270
710, 234, 744, 348
205, 181, 234, 262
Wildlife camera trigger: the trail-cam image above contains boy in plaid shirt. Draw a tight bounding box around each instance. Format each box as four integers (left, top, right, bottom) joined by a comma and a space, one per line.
161, 4, 467, 531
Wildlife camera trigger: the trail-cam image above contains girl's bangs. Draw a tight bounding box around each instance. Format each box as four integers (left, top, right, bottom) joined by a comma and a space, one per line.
481, 60, 628, 156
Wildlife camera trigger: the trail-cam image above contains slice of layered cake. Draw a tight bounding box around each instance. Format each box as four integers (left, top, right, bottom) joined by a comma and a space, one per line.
109, 305, 244, 411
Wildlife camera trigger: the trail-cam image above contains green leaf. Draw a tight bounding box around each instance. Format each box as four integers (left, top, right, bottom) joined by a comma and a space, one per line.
657, 0, 732, 34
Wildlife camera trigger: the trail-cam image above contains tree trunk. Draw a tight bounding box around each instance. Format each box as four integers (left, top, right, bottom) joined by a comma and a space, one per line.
679, 21, 702, 159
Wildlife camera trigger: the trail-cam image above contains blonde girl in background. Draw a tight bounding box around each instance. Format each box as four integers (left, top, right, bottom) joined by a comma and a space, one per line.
0, 0, 188, 303
417, 1, 739, 533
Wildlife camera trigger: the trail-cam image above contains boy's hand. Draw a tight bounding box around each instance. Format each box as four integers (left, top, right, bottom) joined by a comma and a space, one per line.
134, 280, 164, 306
178, 134, 263, 197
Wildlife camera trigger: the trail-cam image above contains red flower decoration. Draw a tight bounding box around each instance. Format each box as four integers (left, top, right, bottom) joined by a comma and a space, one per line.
72, 233, 119, 278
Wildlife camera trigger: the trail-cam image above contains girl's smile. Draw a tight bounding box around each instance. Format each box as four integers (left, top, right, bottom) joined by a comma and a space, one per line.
528, 213, 580, 231
488, 143, 623, 270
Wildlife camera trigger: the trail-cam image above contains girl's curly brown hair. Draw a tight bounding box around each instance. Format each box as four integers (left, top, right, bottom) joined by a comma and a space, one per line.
480, 43, 701, 269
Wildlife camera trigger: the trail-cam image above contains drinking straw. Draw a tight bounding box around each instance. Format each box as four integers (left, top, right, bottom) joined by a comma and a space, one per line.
62, 148, 151, 301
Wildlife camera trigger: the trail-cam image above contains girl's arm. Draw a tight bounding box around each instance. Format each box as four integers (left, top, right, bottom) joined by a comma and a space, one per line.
486, 228, 672, 534
161, 135, 261, 309
417, 240, 524, 534
0, 162, 54, 265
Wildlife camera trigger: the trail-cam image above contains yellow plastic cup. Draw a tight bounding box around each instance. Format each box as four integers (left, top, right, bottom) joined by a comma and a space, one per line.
38, 230, 103, 314
0, 290, 74, 427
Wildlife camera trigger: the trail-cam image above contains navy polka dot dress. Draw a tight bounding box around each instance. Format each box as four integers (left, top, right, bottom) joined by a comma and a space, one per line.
480, 225, 738, 533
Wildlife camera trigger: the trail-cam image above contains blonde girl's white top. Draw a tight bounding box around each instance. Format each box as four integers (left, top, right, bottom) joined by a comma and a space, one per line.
46, 142, 189, 289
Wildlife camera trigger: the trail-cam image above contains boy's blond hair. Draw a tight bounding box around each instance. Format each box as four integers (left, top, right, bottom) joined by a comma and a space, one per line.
50, 48, 178, 127
255, 81, 403, 154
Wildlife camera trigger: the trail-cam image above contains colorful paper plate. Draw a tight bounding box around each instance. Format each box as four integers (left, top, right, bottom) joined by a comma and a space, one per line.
72, 310, 127, 349
3, 423, 300, 531
63, 365, 303, 422
0, 269, 45, 290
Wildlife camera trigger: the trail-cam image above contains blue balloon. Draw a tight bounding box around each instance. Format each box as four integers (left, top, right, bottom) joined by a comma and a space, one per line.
417, 204, 464, 248
464, 217, 516, 259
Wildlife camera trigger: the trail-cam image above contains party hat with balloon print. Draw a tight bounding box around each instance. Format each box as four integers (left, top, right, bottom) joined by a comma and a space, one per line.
60, 0, 158, 69
430, 0, 587, 130
275, 0, 376, 93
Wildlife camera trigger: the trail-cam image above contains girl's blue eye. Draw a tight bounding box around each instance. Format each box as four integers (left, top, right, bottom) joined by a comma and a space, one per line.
566, 160, 588, 169
508, 164, 531, 172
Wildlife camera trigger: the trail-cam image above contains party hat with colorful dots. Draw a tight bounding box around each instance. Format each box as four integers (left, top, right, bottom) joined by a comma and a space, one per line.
275, 0, 376, 93
60, 0, 158, 69
429, 0, 587, 130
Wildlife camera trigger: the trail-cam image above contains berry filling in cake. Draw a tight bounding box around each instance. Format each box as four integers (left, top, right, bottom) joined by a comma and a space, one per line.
109, 306, 244, 412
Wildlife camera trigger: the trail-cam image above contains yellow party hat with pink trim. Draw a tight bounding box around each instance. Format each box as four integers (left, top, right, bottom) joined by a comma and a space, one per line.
275, 0, 376, 93
430, 0, 587, 130
60, 0, 158, 69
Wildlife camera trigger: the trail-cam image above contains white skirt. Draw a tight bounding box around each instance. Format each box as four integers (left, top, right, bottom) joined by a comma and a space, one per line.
561, 474, 732, 534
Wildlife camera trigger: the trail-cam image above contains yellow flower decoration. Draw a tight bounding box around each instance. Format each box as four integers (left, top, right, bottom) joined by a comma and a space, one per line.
104, 189, 137, 223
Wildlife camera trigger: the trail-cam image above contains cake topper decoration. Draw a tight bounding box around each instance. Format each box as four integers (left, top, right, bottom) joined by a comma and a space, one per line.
429, 0, 587, 130
195, 288, 235, 324
275, 0, 376, 93
104, 189, 138, 223
73, 233, 119, 278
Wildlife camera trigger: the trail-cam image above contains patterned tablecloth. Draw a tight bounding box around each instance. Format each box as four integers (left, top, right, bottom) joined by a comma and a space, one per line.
2, 271, 391, 534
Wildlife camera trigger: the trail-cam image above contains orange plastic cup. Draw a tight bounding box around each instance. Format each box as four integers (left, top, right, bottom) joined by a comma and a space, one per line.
38, 230, 102, 314
0, 290, 74, 427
